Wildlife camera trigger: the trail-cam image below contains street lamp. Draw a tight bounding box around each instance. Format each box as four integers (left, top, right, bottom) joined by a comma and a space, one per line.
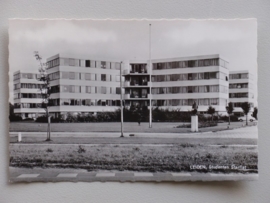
149, 24, 152, 128
120, 61, 124, 137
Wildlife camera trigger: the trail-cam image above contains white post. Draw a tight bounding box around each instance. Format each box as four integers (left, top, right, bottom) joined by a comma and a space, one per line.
120, 62, 124, 137
149, 23, 152, 128
18, 132, 22, 142
191, 116, 198, 132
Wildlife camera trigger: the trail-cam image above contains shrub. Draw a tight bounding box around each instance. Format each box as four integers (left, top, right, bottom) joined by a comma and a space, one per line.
219, 115, 239, 122
46, 148, 53, 153
176, 121, 218, 128
78, 145, 86, 153
23, 118, 34, 121
9, 115, 22, 122
35, 116, 48, 123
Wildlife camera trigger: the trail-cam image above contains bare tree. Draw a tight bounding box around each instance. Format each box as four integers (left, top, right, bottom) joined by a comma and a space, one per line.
34, 51, 52, 141
226, 102, 234, 125
241, 102, 251, 126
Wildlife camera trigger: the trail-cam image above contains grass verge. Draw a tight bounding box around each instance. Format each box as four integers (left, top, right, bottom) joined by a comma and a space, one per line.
10, 143, 258, 174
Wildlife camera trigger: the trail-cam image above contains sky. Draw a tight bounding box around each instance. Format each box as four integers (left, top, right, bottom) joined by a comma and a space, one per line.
9, 19, 257, 103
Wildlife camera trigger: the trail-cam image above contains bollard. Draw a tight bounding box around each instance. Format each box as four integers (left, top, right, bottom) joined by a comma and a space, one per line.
18, 132, 22, 142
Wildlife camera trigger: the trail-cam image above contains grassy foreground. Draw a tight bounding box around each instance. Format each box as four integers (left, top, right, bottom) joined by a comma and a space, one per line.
10, 143, 258, 173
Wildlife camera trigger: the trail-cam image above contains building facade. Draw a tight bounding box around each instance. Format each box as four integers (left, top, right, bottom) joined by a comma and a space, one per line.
13, 54, 231, 119
13, 70, 46, 119
229, 70, 255, 116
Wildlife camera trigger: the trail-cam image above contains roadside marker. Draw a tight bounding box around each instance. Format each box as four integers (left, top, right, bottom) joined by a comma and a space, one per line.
17, 174, 39, 178
96, 173, 115, 177
57, 173, 78, 178
171, 173, 191, 177
18, 132, 22, 142
134, 172, 153, 177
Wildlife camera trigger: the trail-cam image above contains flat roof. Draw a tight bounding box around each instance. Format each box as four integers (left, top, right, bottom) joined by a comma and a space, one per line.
46, 53, 229, 64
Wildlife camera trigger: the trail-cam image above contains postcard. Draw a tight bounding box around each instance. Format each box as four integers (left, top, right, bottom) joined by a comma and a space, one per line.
9, 19, 258, 182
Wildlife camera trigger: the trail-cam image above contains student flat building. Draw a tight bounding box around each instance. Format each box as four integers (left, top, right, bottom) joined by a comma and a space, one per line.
229, 70, 255, 115
13, 54, 230, 119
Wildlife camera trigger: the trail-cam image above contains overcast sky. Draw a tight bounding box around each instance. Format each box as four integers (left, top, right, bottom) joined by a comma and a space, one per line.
9, 19, 257, 103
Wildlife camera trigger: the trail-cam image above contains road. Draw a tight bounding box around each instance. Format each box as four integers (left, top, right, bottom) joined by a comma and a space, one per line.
9, 167, 258, 183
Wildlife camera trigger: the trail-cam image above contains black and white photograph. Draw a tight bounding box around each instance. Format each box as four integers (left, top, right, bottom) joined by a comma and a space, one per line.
8, 19, 258, 182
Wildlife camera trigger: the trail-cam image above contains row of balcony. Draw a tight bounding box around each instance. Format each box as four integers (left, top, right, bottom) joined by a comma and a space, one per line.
123, 81, 148, 87
124, 94, 151, 99
123, 69, 148, 75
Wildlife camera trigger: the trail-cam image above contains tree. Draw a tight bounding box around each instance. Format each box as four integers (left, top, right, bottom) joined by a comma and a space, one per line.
207, 106, 216, 121
34, 51, 52, 141
226, 102, 234, 125
241, 102, 251, 126
9, 102, 14, 117
252, 107, 258, 120
191, 101, 198, 116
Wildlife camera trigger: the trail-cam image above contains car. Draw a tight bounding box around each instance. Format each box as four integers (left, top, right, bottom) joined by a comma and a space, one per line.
238, 115, 256, 122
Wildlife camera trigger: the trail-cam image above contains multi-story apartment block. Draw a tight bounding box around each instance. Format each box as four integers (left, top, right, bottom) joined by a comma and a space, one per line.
13, 54, 231, 119
13, 70, 45, 119
123, 54, 229, 114
229, 70, 255, 116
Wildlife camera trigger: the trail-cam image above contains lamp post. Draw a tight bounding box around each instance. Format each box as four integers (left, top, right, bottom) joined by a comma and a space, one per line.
149, 23, 152, 128
120, 61, 124, 137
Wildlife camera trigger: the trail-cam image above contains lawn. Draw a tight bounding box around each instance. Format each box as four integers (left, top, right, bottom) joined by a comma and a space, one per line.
9, 121, 248, 133
9, 143, 258, 173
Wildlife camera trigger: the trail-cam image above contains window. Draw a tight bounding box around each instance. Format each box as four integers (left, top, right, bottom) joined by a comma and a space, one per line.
188, 86, 193, 93
182, 74, 188, 80
210, 98, 219, 105
69, 59, 75, 66
209, 72, 218, 79
116, 75, 120, 82
85, 73, 91, 80
86, 60, 90, 67
141, 89, 147, 98
116, 87, 121, 94
101, 74, 106, 81
48, 72, 60, 80
198, 73, 204, 80
62, 72, 69, 79
204, 72, 209, 79
172, 87, 179, 93
115, 63, 121, 70
210, 85, 219, 92
69, 72, 75, 80
101, 87, 106, 94
188, 73, 192, 80
101, 61, 106, 69
192, 73, 198, 80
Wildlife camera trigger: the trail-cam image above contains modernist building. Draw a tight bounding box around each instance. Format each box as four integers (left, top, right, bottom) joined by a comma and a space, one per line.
229, 70, 255, 116
13, 54, 230, 119
13, 70, 46, 119
123, 55, 229, 114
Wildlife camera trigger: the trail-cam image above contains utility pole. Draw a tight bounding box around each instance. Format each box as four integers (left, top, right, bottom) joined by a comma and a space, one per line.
149, 24, 152, 128
120, 61, 124, 137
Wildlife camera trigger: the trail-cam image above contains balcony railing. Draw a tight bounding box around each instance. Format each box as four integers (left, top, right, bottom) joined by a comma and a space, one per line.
130, 94, 148, 99
125, 68, 148, 74
130, 81, 148, 86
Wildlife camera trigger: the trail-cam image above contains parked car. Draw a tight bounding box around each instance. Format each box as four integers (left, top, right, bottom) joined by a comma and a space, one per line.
238, 115, 256, 122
